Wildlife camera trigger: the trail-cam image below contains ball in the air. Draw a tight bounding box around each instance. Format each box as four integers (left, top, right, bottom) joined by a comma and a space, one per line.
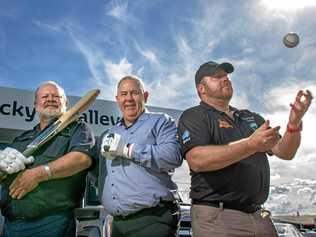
283, 32, 300, 48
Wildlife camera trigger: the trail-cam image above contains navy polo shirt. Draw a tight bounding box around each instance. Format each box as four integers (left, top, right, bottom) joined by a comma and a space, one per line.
178, 101, 270, 206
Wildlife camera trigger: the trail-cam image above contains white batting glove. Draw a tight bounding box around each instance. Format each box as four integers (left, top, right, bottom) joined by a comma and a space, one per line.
100, 133, 133, 160
0, 147, 34, 174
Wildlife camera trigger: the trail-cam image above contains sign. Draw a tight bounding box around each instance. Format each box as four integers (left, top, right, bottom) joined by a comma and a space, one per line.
0, 86, 182, 142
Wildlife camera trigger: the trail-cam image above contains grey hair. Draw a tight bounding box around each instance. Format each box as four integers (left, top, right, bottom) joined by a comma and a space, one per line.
34, 81, 67, 102
117, 75, 145, 93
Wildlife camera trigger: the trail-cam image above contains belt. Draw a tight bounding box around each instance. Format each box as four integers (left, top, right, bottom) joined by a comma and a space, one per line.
114, 200, 178, 221
192, 200, 260, 214
5, 210, 72, 222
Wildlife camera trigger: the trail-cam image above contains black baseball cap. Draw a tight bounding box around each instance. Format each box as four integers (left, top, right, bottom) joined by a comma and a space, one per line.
195, 61, 234, 85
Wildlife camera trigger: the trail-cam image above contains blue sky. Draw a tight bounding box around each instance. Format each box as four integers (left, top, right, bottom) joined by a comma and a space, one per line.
1, 0, 316, 214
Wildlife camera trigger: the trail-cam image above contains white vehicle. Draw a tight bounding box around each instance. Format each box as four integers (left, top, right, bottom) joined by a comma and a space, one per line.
274, 222, 304, 237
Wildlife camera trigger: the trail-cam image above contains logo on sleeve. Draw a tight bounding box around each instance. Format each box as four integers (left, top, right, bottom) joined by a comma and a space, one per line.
249, 122, 258, 130
181, 130, 191, 144
218, 119, 233, 128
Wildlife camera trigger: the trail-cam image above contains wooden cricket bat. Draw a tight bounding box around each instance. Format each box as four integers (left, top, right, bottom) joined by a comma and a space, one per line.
0, 89, 100, 181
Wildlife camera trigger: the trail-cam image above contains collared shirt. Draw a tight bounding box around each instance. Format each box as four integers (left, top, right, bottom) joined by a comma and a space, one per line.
96, 111, 182, 216
0, 120, 95, 219
178, 101, 270, 206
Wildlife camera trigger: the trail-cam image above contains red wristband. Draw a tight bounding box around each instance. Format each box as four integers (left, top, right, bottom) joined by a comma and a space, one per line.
287, 122, 303, 133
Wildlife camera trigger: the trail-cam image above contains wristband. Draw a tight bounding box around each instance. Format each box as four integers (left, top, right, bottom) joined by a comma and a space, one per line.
43, 164, 53, 179
287, 122, 303, 133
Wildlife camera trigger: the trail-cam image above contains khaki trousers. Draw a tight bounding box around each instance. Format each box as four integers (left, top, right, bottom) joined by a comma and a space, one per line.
191, 204, 278, 237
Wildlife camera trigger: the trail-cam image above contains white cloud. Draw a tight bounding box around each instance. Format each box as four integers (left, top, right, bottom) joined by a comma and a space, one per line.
206, 40, 216, 51
260, 0, 316, 11
134, 43, 159, 65
293, 178, 316, 186
263, 82, 316, 170
297, 187, 313, 195
272, 194, 289, 203
141, 50, 159, 64
69, 30, 106, 86
266, 180, 316, 214
177, 36, 193, 59
106, 1, 129, 23
133, 34, 199, 109
65, 23, 136, 100
230, 92, 250, 109
263, 82, 316, 112
104, 58, 134, 82
271, 173, 281, 181
32, 20, 63, 32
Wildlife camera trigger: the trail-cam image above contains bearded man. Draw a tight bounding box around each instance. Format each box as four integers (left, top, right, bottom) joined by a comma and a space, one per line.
0, 81, 95, 237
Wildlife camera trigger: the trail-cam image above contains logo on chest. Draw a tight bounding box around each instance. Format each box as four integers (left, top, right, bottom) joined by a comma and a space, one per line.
218, 119, 233, 129
241, 116, 258, 130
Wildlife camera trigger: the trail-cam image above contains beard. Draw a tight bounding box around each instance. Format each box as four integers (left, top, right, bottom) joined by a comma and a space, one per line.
205, 85, 233, 101
38, 107, 64, 123
221, 89, 233, 100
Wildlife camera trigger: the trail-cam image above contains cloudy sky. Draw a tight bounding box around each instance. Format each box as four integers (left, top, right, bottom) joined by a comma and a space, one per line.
0, 0, 315, 214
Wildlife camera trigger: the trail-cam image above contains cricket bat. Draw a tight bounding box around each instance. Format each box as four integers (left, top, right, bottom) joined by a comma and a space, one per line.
0, 89, 100, 181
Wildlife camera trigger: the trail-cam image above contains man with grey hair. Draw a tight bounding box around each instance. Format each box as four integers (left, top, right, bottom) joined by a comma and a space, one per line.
0, 81, 95, 237
94, 75, 183, 237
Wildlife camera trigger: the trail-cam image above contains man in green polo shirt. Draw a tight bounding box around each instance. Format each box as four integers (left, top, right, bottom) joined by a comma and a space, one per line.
0, 81, 95, 237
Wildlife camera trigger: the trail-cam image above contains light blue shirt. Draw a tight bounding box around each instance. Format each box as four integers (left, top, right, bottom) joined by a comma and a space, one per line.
98, 111, 182, 216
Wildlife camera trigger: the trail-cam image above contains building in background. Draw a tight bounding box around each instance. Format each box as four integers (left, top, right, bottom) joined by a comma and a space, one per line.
0, 86, 182, 147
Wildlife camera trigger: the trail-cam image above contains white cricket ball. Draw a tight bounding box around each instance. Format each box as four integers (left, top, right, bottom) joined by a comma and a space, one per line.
283, 32, 300, 48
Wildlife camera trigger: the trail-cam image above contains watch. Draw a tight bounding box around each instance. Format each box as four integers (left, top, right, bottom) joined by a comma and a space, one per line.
43, 164, 53, 179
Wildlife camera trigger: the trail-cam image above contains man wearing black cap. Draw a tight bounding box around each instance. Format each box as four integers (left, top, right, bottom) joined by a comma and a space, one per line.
178, 61, 313, 237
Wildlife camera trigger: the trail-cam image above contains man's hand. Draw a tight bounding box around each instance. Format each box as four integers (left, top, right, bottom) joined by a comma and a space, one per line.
101, 133, 132, 159
0, 148, 34, 174
247, 120, 281, 153
9, 168, 40, 199
288, 89, 313, 127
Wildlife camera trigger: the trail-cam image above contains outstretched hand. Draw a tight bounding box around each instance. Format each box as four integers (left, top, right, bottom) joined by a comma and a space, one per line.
289, 90, 313, 126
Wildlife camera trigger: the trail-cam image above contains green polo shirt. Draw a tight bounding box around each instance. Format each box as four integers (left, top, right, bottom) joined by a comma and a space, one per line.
0, 119, 94, 219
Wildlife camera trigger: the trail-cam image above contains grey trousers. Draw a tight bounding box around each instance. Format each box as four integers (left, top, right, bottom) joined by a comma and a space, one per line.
191, 204, 278, 237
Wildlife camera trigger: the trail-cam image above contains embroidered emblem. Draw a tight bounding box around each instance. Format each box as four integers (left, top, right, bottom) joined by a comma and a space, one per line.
243, 116, 258, 131
218, 119, 233, 128
249, 122, 258, 130
181, 130, 191, 144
